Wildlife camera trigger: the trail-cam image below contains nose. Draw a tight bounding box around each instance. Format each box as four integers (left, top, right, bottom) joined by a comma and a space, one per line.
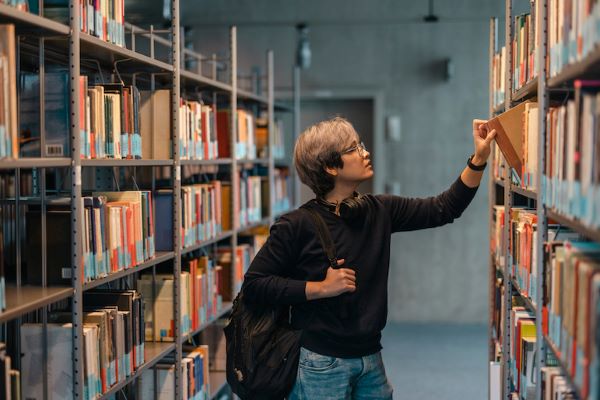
363, 149, 370, 159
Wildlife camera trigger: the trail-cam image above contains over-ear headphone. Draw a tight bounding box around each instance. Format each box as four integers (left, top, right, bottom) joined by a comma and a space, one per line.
316, 193, 368, 224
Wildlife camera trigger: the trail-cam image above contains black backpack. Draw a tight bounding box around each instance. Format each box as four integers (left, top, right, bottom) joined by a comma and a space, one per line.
224, 207, 337, 399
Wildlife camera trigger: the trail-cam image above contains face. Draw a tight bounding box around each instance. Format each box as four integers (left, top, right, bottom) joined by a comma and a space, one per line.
333, 140, 373, 184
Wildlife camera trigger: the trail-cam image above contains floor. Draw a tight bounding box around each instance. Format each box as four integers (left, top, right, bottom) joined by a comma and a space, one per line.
381, 323, 488, 400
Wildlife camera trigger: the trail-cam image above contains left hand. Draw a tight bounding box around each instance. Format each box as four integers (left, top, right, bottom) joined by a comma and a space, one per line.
472, 119, 497, 165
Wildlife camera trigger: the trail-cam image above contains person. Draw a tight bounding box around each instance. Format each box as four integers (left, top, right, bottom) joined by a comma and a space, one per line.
241, 116, 496, 399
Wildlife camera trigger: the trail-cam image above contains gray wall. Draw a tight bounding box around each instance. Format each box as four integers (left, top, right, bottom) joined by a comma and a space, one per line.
184, 0, 505, 323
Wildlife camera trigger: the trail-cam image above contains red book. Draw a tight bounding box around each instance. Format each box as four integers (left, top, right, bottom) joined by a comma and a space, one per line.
216, 110, 231, 158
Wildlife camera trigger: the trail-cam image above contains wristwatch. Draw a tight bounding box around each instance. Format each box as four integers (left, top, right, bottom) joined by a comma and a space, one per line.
467, 154, 487, 171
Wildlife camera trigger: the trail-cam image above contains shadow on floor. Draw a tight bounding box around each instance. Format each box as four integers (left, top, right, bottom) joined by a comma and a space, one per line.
381, 323, 488, 400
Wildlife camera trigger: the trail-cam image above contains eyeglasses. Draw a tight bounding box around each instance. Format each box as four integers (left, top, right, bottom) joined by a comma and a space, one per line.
341, 141, 368, 158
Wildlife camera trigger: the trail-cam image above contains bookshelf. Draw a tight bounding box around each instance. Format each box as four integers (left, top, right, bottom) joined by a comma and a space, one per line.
489, 0, 600, 399
0, 1, 297, 399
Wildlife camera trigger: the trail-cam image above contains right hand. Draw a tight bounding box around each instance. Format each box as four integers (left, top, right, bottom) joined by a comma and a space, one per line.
320, 259, 356, 298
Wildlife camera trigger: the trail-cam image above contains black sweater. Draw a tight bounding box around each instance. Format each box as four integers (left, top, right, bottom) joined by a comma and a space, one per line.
242, 176, 478, 358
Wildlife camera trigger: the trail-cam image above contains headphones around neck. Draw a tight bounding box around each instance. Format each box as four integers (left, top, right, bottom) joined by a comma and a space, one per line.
316, 193, 368, 224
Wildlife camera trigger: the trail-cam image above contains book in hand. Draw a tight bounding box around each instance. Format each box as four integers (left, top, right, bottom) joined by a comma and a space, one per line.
487, 101, 537, 177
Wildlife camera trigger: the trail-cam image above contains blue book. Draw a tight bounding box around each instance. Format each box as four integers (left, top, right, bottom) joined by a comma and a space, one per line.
154, 190, 174, 252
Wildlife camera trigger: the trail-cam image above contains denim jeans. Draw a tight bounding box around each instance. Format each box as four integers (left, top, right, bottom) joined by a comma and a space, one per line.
287, 347, 394, 399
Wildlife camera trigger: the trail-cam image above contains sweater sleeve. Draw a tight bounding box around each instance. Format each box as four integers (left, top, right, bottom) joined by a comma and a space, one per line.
379, 175, 478, 233
241, 214, 308, 305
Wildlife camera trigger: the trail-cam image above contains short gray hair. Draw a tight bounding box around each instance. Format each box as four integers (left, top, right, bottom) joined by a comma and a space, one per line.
293, 116, 359, 197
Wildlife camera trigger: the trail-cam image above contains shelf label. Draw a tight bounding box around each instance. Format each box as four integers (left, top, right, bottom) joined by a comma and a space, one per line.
74, 165, 82, 186
175, 166, 181, 182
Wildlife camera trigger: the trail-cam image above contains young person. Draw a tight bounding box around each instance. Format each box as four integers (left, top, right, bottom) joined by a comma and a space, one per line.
241, 116, 496, 399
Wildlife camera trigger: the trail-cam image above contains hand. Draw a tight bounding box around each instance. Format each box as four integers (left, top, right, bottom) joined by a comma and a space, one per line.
320, 259, 356, 298
472, 119, 497, 165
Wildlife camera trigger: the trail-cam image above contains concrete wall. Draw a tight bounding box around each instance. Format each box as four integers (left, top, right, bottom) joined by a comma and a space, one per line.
184, 0, 505, 323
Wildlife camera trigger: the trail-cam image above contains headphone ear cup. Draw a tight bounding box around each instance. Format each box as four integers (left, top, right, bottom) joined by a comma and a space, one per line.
339, 196, 366, 221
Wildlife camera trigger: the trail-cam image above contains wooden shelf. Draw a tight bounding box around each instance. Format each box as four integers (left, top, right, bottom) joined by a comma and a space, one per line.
181, 158, 233, 166
0, 157, 71, 169
237, 158, 269, 166
547, 209, 600, 243
180, 302, 233, 344
511, 185, 537, 200
81, 159, 174, 167
510, 277, 536, 313
180, 70, 233, 93
181, 231, 234, 255
0, 4, 70, 36
237, 89, 268, 105
83, 252, 175, 291
512, 78, 538, 103
543, 336, 583, 399
98, 342, 175, 399
0, 285, 73, 323
79, 32, 173, 73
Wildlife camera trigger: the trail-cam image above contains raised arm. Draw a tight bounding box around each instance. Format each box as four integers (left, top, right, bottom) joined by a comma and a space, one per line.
382, 119, 496, 232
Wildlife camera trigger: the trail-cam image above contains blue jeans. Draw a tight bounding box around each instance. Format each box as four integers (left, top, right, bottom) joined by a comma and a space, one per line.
287, 347, 394, 399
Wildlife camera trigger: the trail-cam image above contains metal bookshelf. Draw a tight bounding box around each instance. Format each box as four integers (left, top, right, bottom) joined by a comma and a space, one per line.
488, 1, 548, 399
0, 1, 299, 399
486, 0, 600, 398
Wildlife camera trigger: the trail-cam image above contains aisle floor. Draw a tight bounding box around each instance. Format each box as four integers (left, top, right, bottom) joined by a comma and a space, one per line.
381, 323, 488, 400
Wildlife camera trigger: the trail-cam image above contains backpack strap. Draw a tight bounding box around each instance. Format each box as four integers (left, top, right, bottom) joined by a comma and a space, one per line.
302, 207, 338, 269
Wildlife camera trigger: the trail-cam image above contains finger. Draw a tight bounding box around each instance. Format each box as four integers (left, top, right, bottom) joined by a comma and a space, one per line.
344, 274, 356, 283
485, 129, 498, 144
341, 268, 356, 276
472, 119, 487, 131
336, 259, 345, 266
346, 284, 357, 292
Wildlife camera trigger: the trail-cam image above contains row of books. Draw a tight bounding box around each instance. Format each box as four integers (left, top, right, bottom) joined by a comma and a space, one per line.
544, 240, 600, 400
179, 99, 218, 160
181, 182, 224, 248
540, 367, 578, 399
512, 5, 539, 91
138, 345, 210, 400
492, 46, 507, 108
543, 81, 600, 228
0, 25, 16, 159
548, 0, 600, 78
217, 109, 257, 160
256, 117, 285, 159
138, 267, 222, 342
20, 289, 144, 400
25, 191, 156, 284
0, 0, 27, 10
81, 78, 142, 159
238, 174, 263, 228
510, 300, 538, 399
79, 0, 125, 47
154, 182, 226, 251
273, 167, 291, 215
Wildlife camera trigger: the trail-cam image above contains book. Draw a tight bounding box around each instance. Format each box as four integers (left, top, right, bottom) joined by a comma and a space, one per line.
0, 24, 16, 159
140, 89, 172, 159
19, 71, 70, 157
488, 101, 537, 175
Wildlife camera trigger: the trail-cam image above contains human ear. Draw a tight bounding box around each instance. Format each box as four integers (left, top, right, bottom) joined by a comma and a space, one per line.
324, 166, 338, 177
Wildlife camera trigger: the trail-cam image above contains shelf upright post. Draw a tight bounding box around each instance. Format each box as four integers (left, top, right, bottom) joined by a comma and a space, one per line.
69, 0, 85, 397
38, 11, 50, 397
488, 16, 497, 386
535, 1, 548, 399
267, 50, 275, 222
230, 25, 239, 302
502, 0, 514, 398
293, 66, 301, 208
171, 0, 183, 398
